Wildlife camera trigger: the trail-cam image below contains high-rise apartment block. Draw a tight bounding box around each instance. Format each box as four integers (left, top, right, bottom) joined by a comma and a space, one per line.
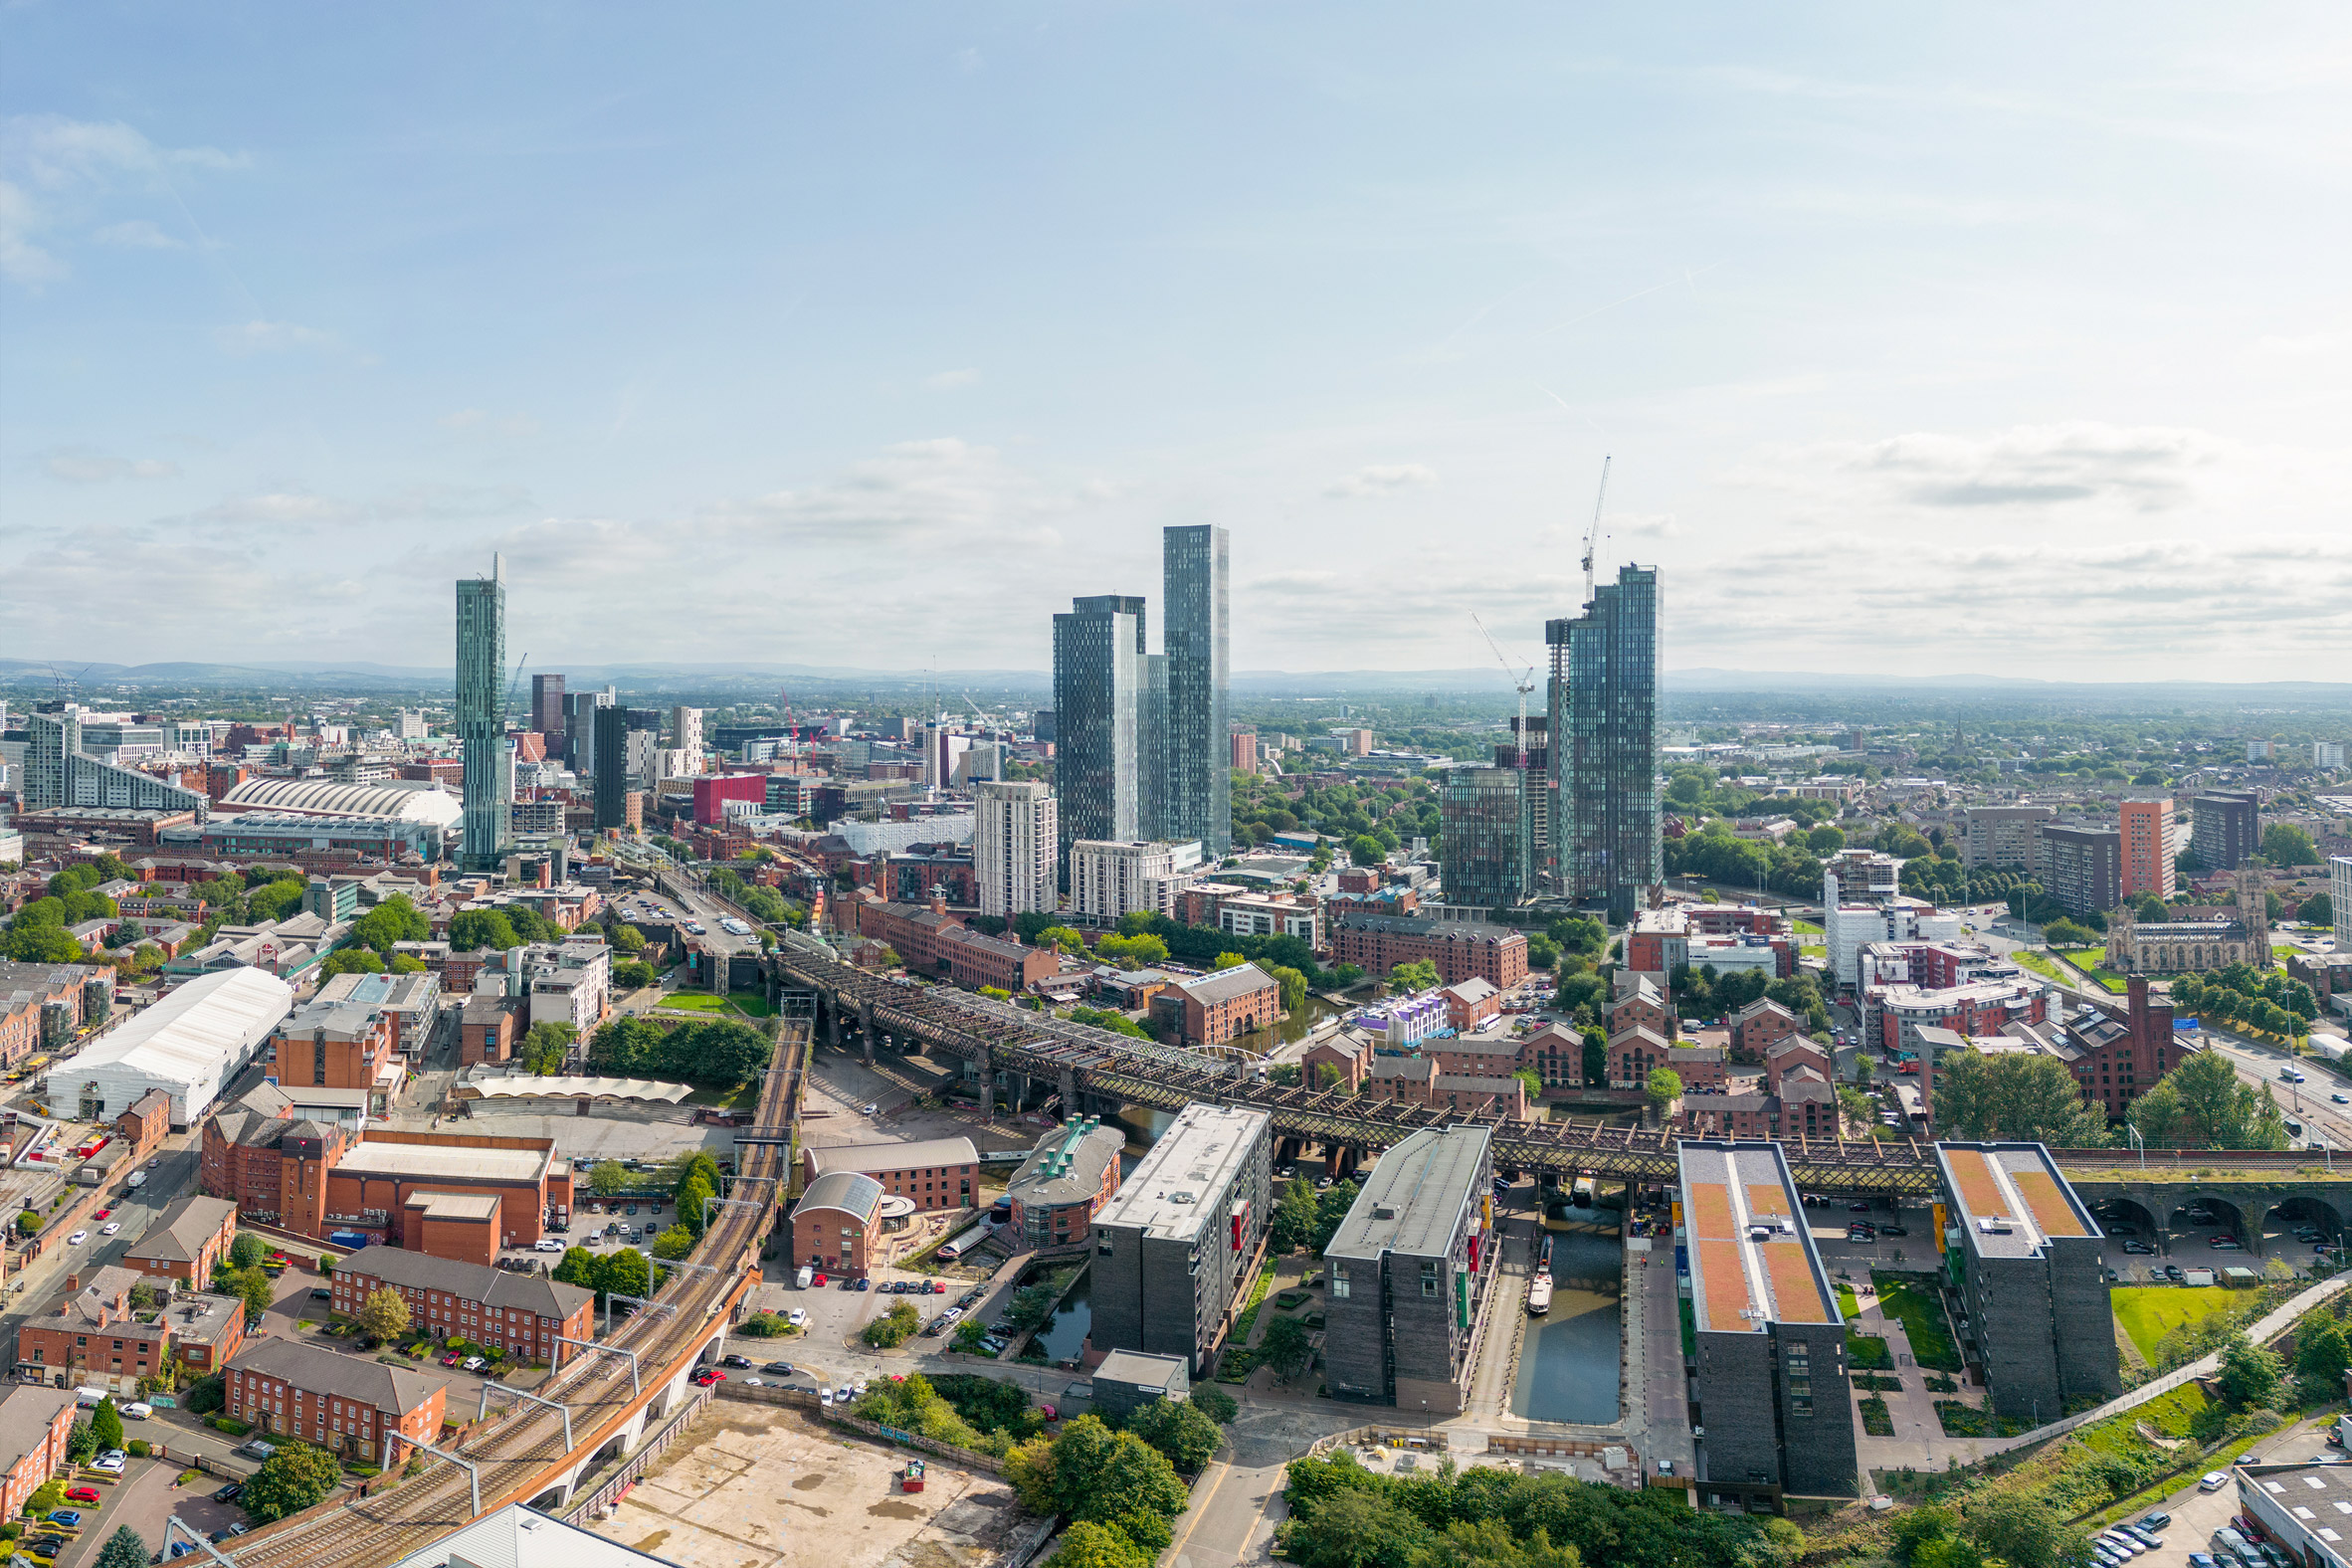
1962, 804, 2053, 869
1547, 564, 1662, 922
2317, 741, 2347, 770
2037, 825, 2121, 918
2332, 857, 2352, 951
1162, 524, 1231, 856
591, 707, 628, 831
1231, 729, 1259, 774
455, 557, 512, 874
974, 781, 1059, 919
1090, 1103, 1272, 1374
1069, 839, 1203, 925
2191, 790, 2259, 871
1935, 1142, 2118, 1422
1052, 595, 1145, 883
1680, 1140, 1858, 1501
2119, 798, 2173, 900
1439, 767, 1529, 911
529, 675, 565, 740
21, 705, 207, 815
1323, 1126, 1495, 1414
671, 706, 704, 775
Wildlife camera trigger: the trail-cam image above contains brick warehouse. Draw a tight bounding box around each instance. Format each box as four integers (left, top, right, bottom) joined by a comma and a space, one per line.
1329, 914, 1528, 991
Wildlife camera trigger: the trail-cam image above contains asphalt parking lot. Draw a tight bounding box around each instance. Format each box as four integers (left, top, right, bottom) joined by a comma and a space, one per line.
48, 1457, 252, 1568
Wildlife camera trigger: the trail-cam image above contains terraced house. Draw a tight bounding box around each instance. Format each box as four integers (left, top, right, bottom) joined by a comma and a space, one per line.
224, 1338, 446, 1464
330, 1248, 596, 1365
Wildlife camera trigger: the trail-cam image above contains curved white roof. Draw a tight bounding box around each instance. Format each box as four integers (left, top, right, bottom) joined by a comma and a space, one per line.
75, 968, 293, 1085
220, 776, 463, 828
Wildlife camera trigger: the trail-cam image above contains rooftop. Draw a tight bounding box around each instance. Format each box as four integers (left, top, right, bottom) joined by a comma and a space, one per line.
807, 1137, 979, 1176
1093, 1349, 1188, 1392
124, 1195, 238, 1264
1326, 1126, 1491, 1266
1678, 1140, 1840, 1334
798, 1170, 885, 1222
339, 1139, 552, 1184
1005, 1118, 1124, 1210
1936, 1142, 2100, 1261
390, 1503, 683, 1568
229, 1336, 445, 1415
341, 1244, 594, 1320
1175, 962, 1278, 1006
0, 1387, 76, 1476
1096, 1103, 1268, 1243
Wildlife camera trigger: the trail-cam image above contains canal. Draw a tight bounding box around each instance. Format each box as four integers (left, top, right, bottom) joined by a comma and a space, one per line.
1027, 1269, 1092, 1363
1510, 1212, 1626, 1426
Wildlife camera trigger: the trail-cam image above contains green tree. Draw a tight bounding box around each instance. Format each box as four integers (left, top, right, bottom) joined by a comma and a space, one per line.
242, 1441, 344, 1522
2162, 1049, 2289, 1149
1524, 934, 1560, 971
447, 908, 522, 952
552, 1247, 603, 1292
1188, 1386, 1238, 1425
2263, 825, 2320, 867
650, 1223, 696, 1260
348, 894, 431, 955
2218, 1332, 2286, 1410
1310, 1181, 1359, 1256
1645, 1068, 1681, 1114
1124, 1396, 1222, 1473
1281, 1483, 1429, 1568
1260, 1316, 1314, 1381
89, 1396, 124, 1453
519, 1021, 575, 1076
589, 1160, 629, 1196
2296, 1316, 2351, 1401
1271, 1178, 1320, 1253
599, 1246, 654, 1303
95, 1526, 148, 1568
231, 1233, 269, 1270
1036, 925, 1089, 956
1960, 1491, 2083, 1568
1806, 824, 1846, 857
1580, 1028, 1607, 1087
236, 1266, 277, 1326
1096, 932, 1172, 967
318, 946, 386, 977
1890, 1505, 1960, 1564
864, 1299, 921, 1346
2302, 892, 2335, 927
1349, 836, 1385, 868
1269, 964, 1309, 1014
1388, 959, 1439, 992
1047, 1522, 1151, 1568
1930, 1051, 2113, 1147
1048, 1416, 1191, 1529
611, 923, 647, 953
356, 1285, 411, 1343
245, 878, 308, 923
1215, 951, 1247, 970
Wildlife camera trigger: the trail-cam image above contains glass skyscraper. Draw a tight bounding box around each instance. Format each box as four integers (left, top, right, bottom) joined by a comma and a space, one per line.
1162, 524, 1231, 856
1439, 765, 1530, 911
455, 555, 513, 872
1546, 563, 1662, 923
1052, 594, 1145, 886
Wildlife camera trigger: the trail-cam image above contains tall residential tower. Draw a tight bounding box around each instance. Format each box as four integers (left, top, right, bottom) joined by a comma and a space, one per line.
1546, 564, 1662, 923
1161, 524, 1231, 856
456, 556, 513, 872
1052, 595, 1146, 884
974, 780, 1060, 919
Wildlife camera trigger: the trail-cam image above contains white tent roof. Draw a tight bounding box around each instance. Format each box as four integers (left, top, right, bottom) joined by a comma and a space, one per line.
75, 968, 293, 1085
461, 1076, 692, 1104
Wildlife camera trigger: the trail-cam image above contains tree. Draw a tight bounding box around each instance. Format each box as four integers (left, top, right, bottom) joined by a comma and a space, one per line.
2162, 1049, 2289, 1150
318, 946, 386, 977
2218, 1332, 2286, 1410
599, 1247, 654, 1303
1806, 824, 1846, 857
356, 1286, 412, 1343
448, 909, 522, 952
1349, 836, 1385, 868
2296, 1316, 2351, 1400
16, 1209, 42, 1237
1048, 1522, 1151, 1568
90, 1396, 124, 1453
552, 1247, 602, 1292
2041, 917, 2100, 947
1930, 1051, 2112, 1147
65, 1424, 97, 1465
1036, 925, 1089, 956
589, 1160, 629, 1196
2302, 892, 2335, 927
96, 1526, 148, 1568
613, 958, 658, 989
1281, 1483, 1429, 1568
1260, 1316, 1314, 1381
1580, 1028, 1607, 1087
519, 1021, 574, 1076
1124, 1396, 1222, 1473
236, 1266, 277, 1326
1524, 935, 1560, 971
1961, 1491, 2083, 1568
1189, 1386, 1238, 1425
1388, 960, 1439, 992
1310, 1180, 1359, 1256
242, 1441, 344, 1522
348, 894, 431, 955
650, 1223, 696, 1260
1645, 1068, 1681, 1114
1215, 951, 1247, 970
2263, 825, 2320, 868
1271, 1178, 1320, 1254
231, 1233, 269, 1270
865, 1300, 921, 1346
611, 923, 647, 953
1269, 964, 1309, 1013
1096, 933, 1171, 967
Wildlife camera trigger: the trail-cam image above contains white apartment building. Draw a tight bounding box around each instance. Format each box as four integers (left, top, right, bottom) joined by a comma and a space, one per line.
1070, 839, 1204, 925
975, 780, 1059, 920
1217, 892, 1321, 947
670, 707, 704, 775
2317, 742, 2347, 770
2333, 857, 2352, 952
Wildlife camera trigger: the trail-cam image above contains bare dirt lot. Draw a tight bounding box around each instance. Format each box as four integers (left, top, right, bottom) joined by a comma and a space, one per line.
592, 1402, 1032, 1568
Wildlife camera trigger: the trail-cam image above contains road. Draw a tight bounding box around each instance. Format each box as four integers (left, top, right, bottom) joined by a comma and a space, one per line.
1, 1140, 202, 1338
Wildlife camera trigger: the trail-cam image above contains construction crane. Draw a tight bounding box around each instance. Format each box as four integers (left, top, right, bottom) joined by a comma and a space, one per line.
501, 651, 529, 726
1581, 455, 1612, 609
1471, 613, 1538, 771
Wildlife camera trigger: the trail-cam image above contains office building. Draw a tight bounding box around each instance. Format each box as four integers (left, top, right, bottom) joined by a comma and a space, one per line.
1323, 1126, 1495, 1414
21, 705, 207, 815
2119, 798, 2173, 900
1546, 563, 1662, 922
1069, 839, 1203, 924
1090, 1103, 1273, 1374
2335, 857, 2352, 951
1935, 1142, 2117, 1422
2191, 791, 2260, 872
2036, 824, 2121, 919
1680, 1140, 1858, 1501
455, 557, 512, 873
1003, 1116, 1125, 1250
974, 780, 1060, 919
1439, 766, 1530, 911
592, 707, 628, 830
530, 675, 565, 740
1053, 595, 1146, 883
562, 687, 613, 773
1962, 805, 2054, 869
1162, 524, 1232, 857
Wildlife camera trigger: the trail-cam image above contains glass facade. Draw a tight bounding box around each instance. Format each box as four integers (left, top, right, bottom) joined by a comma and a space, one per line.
455, 556, 512, 872
1052, 595, 1145, 886
1162, 524, 1231, 856
1546, 564, 1661, 923
1440, 766, 1530, 911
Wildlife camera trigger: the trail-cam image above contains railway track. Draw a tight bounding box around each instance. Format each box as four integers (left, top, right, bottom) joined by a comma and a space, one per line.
221, 1020, 807, 1568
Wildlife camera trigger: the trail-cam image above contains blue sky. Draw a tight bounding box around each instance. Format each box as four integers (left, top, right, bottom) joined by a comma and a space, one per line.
5, 5, 2348, 680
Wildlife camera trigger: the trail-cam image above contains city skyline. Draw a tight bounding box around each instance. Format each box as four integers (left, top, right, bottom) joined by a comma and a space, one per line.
7, 8, 2348, 680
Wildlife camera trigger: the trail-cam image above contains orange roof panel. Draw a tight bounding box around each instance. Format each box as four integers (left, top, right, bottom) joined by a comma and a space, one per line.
1696, 1237, 1755, 1331
1762, 1244, 1831, 1323
1746, 1184, 1793, 1224
1945, 1147, 2005, 1221
2010, 1166, 2086, 1238
1687, 1181, 1734, 1240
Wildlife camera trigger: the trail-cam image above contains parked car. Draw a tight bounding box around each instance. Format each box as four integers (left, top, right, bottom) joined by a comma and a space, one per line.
2139, 1514, 2171, 1531
533, 1239, 566, 1253
63, 1488, 99, 1505
2200, 1471, 2230, 1490
442, 1351, 463, 1367
2121, 1240, 2157, 1255
786, 1308, 809, 1328
2211, 1236, 2244, 1250
87, 1455, 124, 1475
212, 1484, 245, 1504
45, 1511, 83, 1529
1877, 1224, 1908, 1237
462, 1356, 487, 1373
721, 1354, 752, 1368
762, 1361, 796, 1375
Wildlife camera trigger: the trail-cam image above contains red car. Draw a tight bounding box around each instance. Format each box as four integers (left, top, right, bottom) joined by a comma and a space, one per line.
811, 1274, 828, 1286
691, 1370, 726, 1387
65, 1488, 99, 1504
442, 1351, 462, 1367
94, 1210, 111, 1222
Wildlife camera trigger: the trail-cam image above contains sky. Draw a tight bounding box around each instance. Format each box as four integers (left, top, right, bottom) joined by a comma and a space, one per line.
4, 4, 2349, 682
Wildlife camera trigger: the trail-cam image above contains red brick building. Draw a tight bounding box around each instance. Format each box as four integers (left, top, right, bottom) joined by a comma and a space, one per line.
120, 1195, 239, 1288
0, 1387, 77, 1518
1301, 1033, 1369, 1090
1330, 914, 1528, 990
1602, 974, 1670, 1040
224, 1338, 446, 1465
1729, 998, 1799, 1062
792, 1170, 885, 1278
1153, 963, 1280, 1048
113, 1088, 171, 1162
1764, 1040, 1833, 1093
937, 926, 1060, 993
1439, 978, 1502, 1033
1420, 1034, 1528, 1079
330, 1247, 594, 1365
460, 995, 521, 1066
1522, 1022, 1588, 1087
1003, 1118, 1125, 1250
1605, 1025, 1675, 1089
805, 1137, 979, 1213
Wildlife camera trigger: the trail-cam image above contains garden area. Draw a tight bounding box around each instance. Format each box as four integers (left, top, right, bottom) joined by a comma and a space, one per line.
1870, 1272, 1962, 1372
2111, 1283, 2241, 1363
2057, 949, 2130, 992
654, 989, 778, 1018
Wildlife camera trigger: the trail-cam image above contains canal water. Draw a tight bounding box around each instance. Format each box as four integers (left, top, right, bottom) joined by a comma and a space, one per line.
1028, 1270, 1092, 1363
1510, 1213, 1626, 1425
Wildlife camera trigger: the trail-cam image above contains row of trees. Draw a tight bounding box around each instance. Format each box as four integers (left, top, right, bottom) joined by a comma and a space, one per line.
584, 1015, 772, 1085
1932, 1043, 2290, 1151
2176, 964, 2320, 1037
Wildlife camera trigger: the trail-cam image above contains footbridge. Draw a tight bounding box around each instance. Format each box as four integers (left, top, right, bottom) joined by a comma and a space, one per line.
217, 1018, 808, 1568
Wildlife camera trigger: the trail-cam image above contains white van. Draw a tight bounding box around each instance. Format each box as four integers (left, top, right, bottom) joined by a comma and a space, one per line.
74, 1387, 107, 1408
120, 1402, 152, 1421
795, 1266, 814, 1289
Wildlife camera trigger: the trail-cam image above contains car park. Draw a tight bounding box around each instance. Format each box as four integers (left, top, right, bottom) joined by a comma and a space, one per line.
2139, 1514, 2170, 1532
46, 1512, 83, 1530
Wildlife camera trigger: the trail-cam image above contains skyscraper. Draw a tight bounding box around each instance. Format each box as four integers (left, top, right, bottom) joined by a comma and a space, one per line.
530, 674, 565, 740
592, 705, 628, 830
1052, 594, 1146, 885
2120, 797, 2174, 900
974, 780, 1061, 918
1440, 766, 1530, 911
455, 556, 512, 873
672, 706, 704, 775
1546, 564, 1661, 923
1162, 524, 1231, 856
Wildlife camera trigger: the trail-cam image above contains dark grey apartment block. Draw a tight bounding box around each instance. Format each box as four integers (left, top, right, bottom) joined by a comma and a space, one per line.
2038, 824, 2122, 918
2192, 791, 2260, 872
1090, 1103, 1272, 1374
1680, 1140, 1858, 1502
1323, 1127, 1495, 1414
1936, 1142, 2119, 1423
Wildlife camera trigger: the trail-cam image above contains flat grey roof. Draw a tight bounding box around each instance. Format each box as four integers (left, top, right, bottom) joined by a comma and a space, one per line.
1095, 1103, 1267, 1243
340, 1141, 550, 1183
1094, 1349, 1188, 1391
1325, 1126, 1490, 1264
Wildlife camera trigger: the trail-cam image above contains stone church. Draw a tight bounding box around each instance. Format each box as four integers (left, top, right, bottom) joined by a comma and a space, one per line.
2104, 864, 2270, 975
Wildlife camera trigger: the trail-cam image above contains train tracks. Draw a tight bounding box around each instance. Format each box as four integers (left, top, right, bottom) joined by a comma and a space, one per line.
222, 1021, 806, 1568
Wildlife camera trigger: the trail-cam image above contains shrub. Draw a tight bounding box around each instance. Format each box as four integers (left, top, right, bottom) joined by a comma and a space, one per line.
127, 1441, 150, 1458
209, 1417, 252, 1437
182, 1373, 225, 1415
736, 1312, 791, 1338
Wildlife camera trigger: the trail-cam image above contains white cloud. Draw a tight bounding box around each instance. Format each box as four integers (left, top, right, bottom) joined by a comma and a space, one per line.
1612, 512, 1681, 538
1324, 463, 1439, 498
0, 114, 242, 286
40, 448, 180, 483
1733, 422, 2223, 511
92, 219, 182, 250
922, 368, 980, 390
214, 319, 338, 356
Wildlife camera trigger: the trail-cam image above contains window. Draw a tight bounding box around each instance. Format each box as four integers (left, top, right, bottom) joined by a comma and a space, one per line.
1330, 1264, 1350, 1299
1421, 1261, 1439, 1296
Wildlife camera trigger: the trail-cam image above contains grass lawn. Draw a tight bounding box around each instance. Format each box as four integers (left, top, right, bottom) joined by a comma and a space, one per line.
725, 990, 779, 1017
2013, 950, 2067, 983
1801, 944, 1829, 961
1870, 1273, 1962, 1371
2110, 1284, 2238, 1361
1793, 918, 1825, 935
655, 990, 778, 1018
1837, 1283, 1862, 1320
